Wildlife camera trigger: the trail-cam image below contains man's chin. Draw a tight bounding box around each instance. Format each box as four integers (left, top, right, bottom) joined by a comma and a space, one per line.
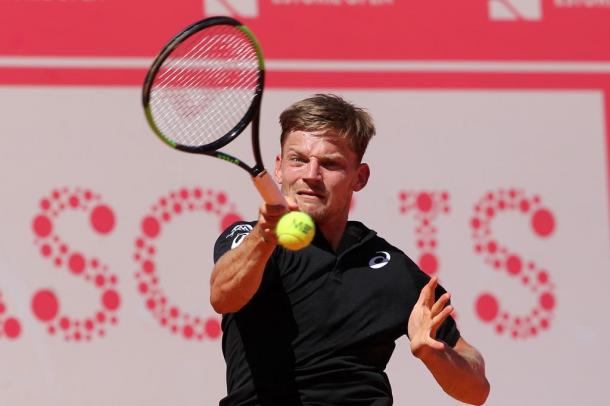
296, 202, 325, 223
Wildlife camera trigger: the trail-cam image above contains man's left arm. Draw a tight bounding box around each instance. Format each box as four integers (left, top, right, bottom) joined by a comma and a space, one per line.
408, 277, 490, 405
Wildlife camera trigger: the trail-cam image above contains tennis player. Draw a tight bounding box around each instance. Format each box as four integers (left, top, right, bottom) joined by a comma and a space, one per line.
211, 94, 490, 405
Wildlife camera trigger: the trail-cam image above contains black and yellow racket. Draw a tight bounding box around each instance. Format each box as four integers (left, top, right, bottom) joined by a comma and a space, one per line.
142, 16, 286, 206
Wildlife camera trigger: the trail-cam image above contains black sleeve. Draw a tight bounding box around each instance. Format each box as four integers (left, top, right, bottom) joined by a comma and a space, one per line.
213, 221, 256, 263
212, 220, 280, 297
407, 258, 461, 348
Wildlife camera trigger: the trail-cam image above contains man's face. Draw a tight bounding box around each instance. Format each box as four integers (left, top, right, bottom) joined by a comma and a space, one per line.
274, 130, 369, 225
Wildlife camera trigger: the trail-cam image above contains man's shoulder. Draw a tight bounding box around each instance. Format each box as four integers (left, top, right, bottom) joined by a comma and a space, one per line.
213, 220, 257, 263
349, 220, 420, 270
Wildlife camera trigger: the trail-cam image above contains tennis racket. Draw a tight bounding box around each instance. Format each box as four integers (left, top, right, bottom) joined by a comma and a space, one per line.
142, 16, 286, 207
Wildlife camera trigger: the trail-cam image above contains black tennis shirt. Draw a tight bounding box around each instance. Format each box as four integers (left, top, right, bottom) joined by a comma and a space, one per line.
213, 221, 460, 405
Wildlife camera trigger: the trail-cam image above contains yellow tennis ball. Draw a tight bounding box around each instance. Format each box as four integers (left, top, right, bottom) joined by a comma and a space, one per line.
276, 211, 315, 251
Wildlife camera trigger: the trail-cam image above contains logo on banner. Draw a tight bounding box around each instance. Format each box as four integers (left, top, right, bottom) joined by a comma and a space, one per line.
204, 0, 259, 17
488, 0, 543, 21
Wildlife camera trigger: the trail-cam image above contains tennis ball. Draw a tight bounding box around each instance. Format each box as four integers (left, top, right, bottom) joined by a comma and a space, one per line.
276, 211, 315, 251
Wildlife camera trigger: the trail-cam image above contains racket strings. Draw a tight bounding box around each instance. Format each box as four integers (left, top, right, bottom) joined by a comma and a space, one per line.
150, 25, 260, 147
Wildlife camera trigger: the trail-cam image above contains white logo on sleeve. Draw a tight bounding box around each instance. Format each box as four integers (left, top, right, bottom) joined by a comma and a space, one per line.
369, 251, 391, 269
226, 224, 253, 249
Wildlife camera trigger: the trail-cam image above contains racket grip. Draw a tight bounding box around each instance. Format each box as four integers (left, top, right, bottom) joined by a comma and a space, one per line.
252, 171, 287, 207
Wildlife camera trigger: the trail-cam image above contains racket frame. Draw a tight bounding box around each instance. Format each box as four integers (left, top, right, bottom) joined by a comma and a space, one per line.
142, 16, 268, 178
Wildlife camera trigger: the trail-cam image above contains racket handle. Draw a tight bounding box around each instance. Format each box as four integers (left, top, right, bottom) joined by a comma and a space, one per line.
252, 171, 287, 207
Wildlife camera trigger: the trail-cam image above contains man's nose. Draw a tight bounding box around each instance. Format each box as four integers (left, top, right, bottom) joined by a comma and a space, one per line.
304, 159, 322, 180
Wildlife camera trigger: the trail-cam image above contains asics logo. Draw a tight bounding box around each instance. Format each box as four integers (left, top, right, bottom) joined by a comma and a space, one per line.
226, 224, 253, 249
369, 251, 391, 269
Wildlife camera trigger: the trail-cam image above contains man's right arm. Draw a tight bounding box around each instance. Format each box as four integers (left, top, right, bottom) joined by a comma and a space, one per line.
210, 203, 290, 314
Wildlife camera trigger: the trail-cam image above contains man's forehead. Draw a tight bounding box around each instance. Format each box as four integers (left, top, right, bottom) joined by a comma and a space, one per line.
283, 130, 348, 146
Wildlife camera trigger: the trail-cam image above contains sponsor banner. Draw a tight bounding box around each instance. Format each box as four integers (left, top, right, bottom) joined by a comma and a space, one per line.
1, 0, 610, 60
1, 87, 609, 405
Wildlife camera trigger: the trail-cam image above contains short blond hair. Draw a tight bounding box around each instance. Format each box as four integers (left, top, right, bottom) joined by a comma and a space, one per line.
279, 94, 376, 161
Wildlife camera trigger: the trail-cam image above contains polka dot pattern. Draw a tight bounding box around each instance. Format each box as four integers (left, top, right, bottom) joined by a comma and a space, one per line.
471, 189, 556, 339
31, 187, 120, 342
0, 292, 21, 340
133, 187, 240, 341
398, 191, 450, 277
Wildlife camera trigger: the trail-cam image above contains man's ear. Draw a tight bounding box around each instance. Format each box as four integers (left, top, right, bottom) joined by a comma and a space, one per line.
274, 154, 283, 184
353, 163, 370, 192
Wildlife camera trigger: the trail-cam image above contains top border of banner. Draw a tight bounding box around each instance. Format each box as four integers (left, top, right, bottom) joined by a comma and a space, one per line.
1, 1, 610, 61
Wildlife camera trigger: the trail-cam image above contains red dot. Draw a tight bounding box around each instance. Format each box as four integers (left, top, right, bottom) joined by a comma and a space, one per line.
506, 255, 522, 275
471, 218, 480, 229
217, 192, 227, 205
96, 312, 106, 323
419, 253, 438, 276
95, 275, 105, 287
3, 317, 21, 339
194, 188, 202, 198
33, 215, 53, 238
138, 283, 148, 293
85, 320, 94, 330
170, 307, 179, 318
69, 196, 80, 208
537, 271, 549, 284
143, 260, 155, 274
68, 253, 86, 275
40, 199, 51, 210
31, 290, 59, 321
540, 319, 550, 329
102, 290, 121, 311
539, 292, 555, 310
90, 205, 115, 234
205, 318, 221, 339
142, 216, 160, 238
0, 303, 4, 314
416, 193, 432, 212
221, 213, 243, 232
183, 325, 194, 339
532, 209, 555, 237
519, 200, 530, 213
41, 244, 52, 257
60, 317, 70, 330
146, 299, 156, 310
173, 203, 182, 214
487, 241, 497, 253
475, 293, 499, 322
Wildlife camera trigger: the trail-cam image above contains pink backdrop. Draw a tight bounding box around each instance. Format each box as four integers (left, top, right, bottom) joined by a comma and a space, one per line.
1, 1, 609, 405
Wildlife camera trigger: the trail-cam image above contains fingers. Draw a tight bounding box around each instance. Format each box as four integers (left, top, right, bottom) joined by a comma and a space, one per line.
417, 276, 438, 308
430, 292, 451, 316
432, 304, 454, 329
256, 203, 288, 244
285, 196, 299, 211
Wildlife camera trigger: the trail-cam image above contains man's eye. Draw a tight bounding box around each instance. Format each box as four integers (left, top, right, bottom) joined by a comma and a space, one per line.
322, 161, 341, 170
